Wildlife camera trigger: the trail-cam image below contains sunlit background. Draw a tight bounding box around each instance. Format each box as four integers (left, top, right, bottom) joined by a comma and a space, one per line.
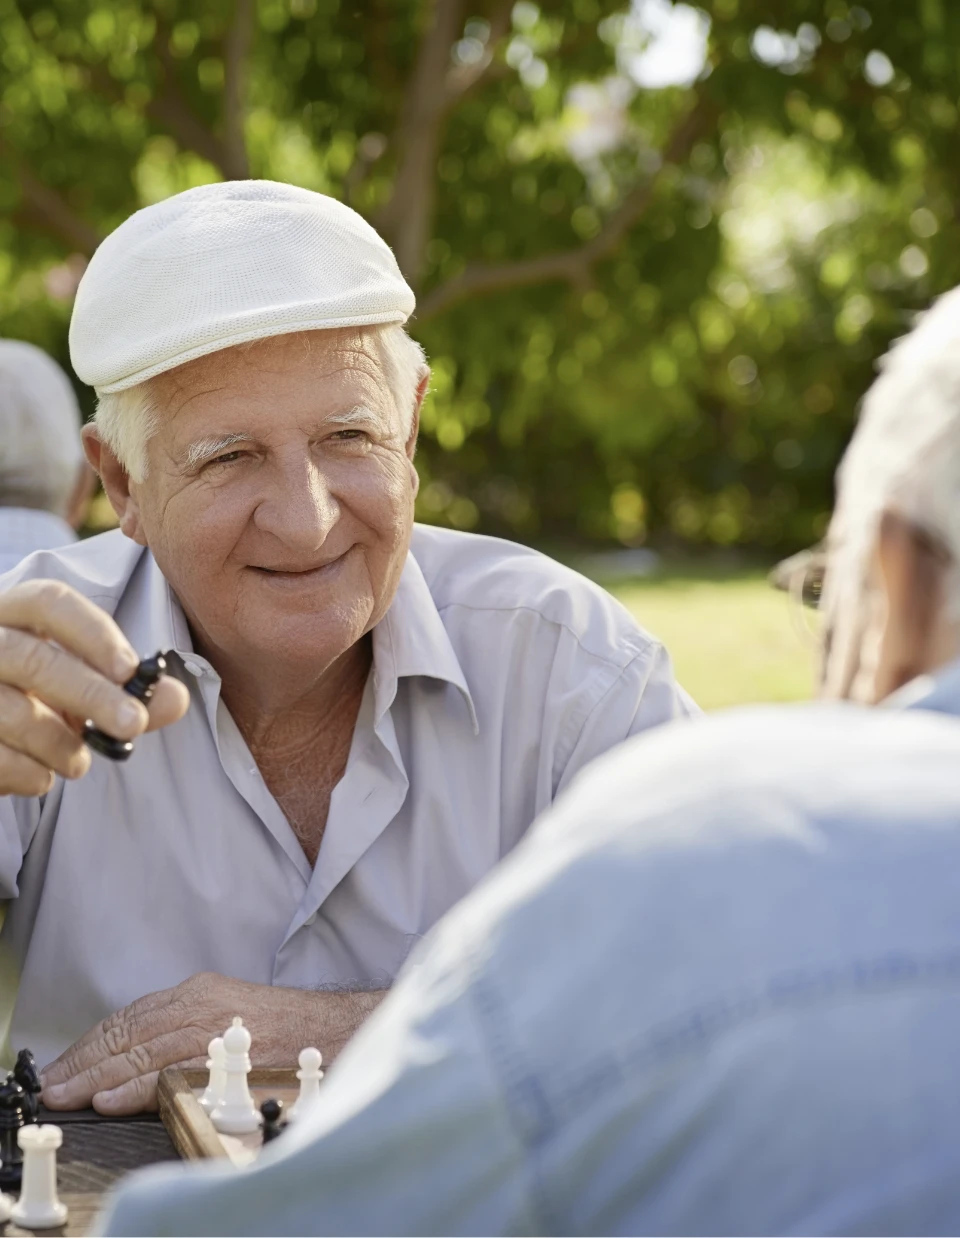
3, 0, 952, 705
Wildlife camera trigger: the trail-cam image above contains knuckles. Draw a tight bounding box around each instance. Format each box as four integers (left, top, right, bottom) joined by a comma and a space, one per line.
103, 1022, 133, 1059
16, 634, 55, 688
126, 1042, 157, 1077
0, 751, 54, 797
180, 971, 220, 1002
11, 578, 72, 613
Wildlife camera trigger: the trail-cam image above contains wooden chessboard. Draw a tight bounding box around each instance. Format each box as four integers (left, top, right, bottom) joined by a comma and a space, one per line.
157, 1066, 302, 1167
2, 1068, 303, 1236
6, 1113, 179, 1238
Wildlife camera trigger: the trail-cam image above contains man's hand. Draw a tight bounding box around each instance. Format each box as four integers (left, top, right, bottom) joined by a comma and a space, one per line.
40, 972, 385, 1115
0, 580, 189, 795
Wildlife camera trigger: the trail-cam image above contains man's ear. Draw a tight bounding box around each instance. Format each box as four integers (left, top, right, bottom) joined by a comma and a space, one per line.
404, 369, 429, 461
65, 461, 98, 531
874, 508, 954, 699
81, 424, 148, 546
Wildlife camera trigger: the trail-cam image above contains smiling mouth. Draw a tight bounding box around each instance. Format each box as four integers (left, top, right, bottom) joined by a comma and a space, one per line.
250, 555, 347, 579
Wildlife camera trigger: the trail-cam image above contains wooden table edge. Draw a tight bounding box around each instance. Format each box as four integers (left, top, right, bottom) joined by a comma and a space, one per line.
157, 1067, 298, 1162
157, 1065, 226, 1161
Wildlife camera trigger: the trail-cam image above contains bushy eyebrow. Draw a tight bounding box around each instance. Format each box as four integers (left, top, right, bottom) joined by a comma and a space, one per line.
182, 433, 249, 470
180, 407, 386, 470
325, 405, 385, 431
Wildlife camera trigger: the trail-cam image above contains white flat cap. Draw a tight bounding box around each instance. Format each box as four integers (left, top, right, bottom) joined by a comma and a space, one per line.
69, 180, 415, 394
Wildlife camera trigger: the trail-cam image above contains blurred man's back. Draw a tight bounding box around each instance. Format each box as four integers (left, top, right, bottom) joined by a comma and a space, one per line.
0, 340, 91, 572
100, 673, 960, 1235
100, 282, 960, 1236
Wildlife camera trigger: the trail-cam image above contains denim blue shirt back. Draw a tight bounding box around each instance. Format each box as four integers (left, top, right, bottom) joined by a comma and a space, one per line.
101, 662, 960, 1236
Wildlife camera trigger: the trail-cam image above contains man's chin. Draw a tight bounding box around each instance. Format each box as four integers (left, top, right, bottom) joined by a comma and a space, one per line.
236, 606, 372, 668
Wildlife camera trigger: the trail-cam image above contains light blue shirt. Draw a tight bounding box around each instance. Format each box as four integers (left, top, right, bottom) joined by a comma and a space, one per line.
0, 507, 75, 575
0, 523, 692, 1068
99, 662, 960, 1236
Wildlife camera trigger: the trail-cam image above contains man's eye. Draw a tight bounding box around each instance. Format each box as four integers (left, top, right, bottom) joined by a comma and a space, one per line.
211, 451, 244, 465
331, 430, 365, 442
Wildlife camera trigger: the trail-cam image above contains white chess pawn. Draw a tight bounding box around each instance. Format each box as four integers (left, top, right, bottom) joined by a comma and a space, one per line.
287, 1046, 324, 1121
211, 1017, 260, 1135
199, 1035, 227, 1115
11, 1124, 68, 1230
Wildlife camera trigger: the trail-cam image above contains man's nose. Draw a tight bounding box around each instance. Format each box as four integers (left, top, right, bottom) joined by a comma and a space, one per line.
253, 456, 339, 549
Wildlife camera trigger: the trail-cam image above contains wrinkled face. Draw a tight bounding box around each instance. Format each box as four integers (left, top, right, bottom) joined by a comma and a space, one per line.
128, 329, 420, 674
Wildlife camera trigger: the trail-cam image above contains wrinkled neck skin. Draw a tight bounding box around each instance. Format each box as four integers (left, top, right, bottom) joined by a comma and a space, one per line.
198, 627, 374, 752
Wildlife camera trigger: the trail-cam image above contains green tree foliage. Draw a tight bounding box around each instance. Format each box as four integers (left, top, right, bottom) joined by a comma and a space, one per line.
1, 0, 958, 551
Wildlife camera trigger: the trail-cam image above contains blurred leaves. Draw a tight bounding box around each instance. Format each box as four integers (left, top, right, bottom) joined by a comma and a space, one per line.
2, 0, 960, 552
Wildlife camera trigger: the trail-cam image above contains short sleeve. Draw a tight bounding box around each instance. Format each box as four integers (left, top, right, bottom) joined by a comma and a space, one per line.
555, 643, 699, 797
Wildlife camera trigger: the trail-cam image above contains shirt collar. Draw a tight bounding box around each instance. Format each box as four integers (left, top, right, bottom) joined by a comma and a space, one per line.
118, 549, 201, 672
883, 655, 960, 720
123, 547, 479, 730
372, 550, 478, 734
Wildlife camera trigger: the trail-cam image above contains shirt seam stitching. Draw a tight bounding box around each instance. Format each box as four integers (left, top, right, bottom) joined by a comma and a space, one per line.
468, 972, 566, 1234
553, 648, 663, 788
529, 950, 960, 1129
434, 599, 658, 673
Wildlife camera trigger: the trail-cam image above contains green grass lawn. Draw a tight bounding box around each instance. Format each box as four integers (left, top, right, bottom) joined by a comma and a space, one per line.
599, 568, 818, 711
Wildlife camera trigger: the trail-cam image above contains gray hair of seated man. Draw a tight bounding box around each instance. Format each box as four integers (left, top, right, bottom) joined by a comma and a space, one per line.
824, 287, 960, 632
0, 339, 85, 518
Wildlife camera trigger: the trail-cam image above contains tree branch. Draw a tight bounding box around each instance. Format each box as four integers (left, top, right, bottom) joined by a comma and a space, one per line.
443, 0, 513, 100
148, 23, 228, 172
4, 150, 101, 255
146, 93, 227, 169
223, 0, 254, 179
379, 0, 466, 284
416, 97, 714, 321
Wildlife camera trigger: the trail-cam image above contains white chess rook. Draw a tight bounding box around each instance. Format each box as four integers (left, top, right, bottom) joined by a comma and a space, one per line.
211, 1017, 260, 1135
199, 1035, 227, 1115
11, 1124, 67, 1230
288, 1046, 324, 1122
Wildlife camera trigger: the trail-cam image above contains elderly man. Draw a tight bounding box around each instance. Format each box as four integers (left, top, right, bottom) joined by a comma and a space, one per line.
101, 285, 960, 1236
0, 180, 692, 1114
0, 340, 94, 570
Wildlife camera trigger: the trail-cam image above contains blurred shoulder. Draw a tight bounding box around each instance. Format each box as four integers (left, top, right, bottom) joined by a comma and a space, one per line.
410, 523, 659, 666
545, 700, 960, 855
0, 529, 144, 607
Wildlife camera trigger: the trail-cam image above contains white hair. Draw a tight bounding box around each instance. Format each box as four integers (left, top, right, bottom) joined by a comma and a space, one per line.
0, 340, 85, 517
827, 285, 960, 621
94, 325, 427, 483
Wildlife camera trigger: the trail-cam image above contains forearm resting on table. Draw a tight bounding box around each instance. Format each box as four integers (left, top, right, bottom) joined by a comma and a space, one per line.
40, 974, 389, 1114
307, 988, 387, 1061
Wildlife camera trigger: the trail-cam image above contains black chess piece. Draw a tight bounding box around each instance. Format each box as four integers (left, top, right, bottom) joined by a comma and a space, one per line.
0, 1078, 27, 1192
83, 652, 168, 760
13, 1049, 41, 1124
260, 1098, 284, 1144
